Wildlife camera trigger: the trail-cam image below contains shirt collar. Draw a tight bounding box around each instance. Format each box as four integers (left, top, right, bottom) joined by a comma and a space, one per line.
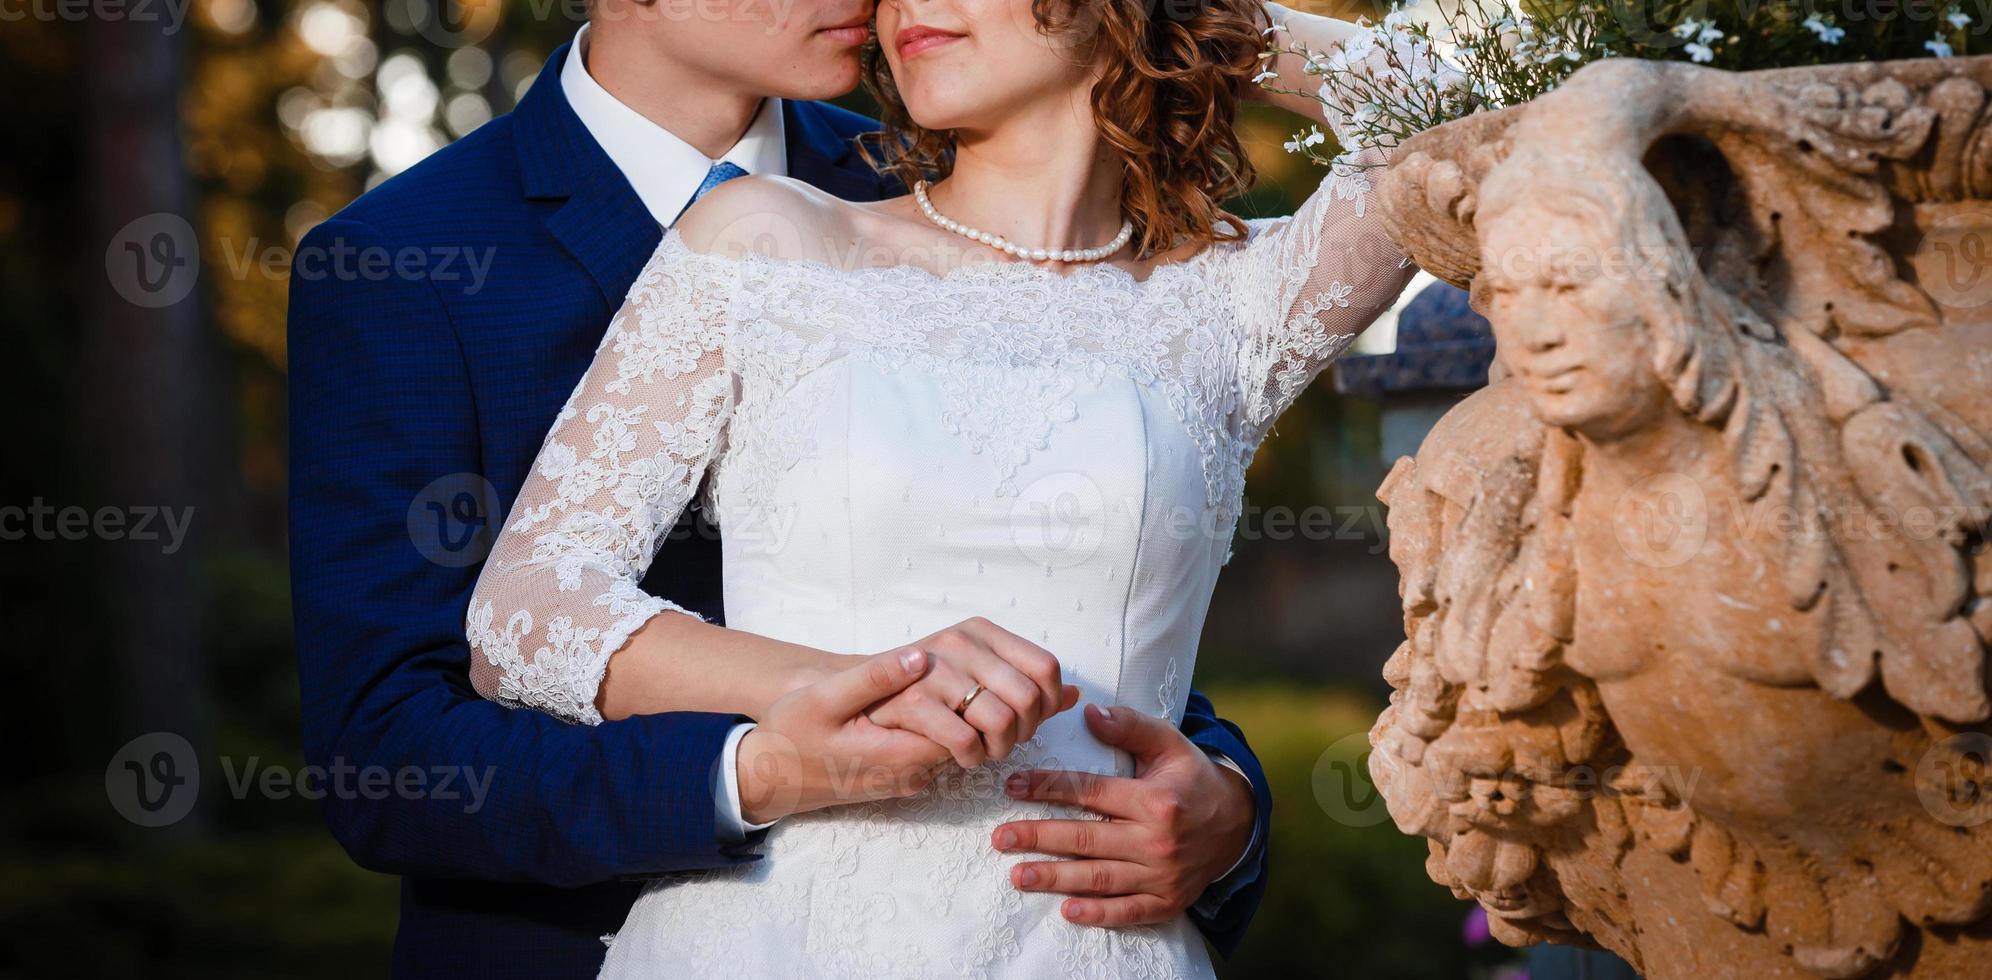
560, 24, 788, 226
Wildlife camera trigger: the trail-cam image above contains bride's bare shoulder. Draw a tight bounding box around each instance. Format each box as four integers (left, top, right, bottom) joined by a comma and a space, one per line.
674, 174, 859, 265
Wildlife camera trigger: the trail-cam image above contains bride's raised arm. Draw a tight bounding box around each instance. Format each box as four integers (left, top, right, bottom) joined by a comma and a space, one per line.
1227, 3, 1426, 440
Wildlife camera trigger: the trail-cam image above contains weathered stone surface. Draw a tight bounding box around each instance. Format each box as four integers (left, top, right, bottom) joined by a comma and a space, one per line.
1369, 55, 1992, 978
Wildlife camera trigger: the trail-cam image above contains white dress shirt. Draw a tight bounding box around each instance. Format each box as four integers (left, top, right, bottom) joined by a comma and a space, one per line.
562, 25, 780, 842
561, 24, 786, 227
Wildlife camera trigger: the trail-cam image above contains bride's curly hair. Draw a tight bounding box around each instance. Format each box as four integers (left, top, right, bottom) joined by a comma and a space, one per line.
859, 0, 1270, 258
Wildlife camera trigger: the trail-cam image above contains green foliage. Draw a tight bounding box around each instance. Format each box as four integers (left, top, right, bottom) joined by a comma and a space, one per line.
1199, 685, 1518, 978
1574, 0, 1987, 67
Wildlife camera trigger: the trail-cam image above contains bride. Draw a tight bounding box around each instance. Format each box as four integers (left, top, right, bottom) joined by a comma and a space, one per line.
466, 0, 1412, 975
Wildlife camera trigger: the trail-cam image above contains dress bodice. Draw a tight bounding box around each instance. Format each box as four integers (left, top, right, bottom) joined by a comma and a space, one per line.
467, 173, 1412, 723
464, 161, 1416, 978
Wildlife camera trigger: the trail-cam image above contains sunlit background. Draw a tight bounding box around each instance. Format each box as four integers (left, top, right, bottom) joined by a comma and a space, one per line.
0, 1, 1513, 976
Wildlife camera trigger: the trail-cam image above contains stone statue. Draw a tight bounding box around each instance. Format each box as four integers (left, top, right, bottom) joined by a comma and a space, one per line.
1368, 55, 1992, 978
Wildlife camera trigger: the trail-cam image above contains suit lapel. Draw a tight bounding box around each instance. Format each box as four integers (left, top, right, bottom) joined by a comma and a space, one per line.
515, 43, 662, 309
516, 47, 894, 307
783, 101, 896, 204
540, 181, 661, 310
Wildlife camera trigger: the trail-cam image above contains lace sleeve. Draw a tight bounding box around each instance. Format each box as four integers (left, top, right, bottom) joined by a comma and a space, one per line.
466, 233, 736, 724
1232, 140, 1417, 443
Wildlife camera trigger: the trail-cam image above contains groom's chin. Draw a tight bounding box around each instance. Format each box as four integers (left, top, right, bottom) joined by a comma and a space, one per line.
773, 49, 865, 102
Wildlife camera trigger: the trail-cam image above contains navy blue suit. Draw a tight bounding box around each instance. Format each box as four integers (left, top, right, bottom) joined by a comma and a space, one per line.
287, 45, 1272, 977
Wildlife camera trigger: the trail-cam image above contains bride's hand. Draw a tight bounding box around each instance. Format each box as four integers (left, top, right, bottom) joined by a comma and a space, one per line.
865, 617, 1079, 768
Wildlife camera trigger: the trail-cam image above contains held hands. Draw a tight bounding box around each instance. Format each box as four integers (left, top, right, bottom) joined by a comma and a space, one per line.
735, 631, 1256, 927
735, 649, 953, 824
734, 618, 1081, 824
864, 617, 1080, 768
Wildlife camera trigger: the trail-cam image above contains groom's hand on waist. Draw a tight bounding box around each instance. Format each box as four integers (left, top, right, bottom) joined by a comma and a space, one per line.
735, 649, 954, 824
990, 703, 1257, 928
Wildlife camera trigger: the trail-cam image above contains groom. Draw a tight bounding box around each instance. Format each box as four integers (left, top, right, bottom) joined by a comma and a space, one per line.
288, 2, 1273, 976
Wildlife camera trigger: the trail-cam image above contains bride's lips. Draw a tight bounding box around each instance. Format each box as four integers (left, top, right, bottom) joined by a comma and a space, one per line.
817, 17, 871, 45
895, 24, 965, 60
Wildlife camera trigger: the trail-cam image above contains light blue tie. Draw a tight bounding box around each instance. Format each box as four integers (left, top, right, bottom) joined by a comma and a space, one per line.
692, 161, 750, 204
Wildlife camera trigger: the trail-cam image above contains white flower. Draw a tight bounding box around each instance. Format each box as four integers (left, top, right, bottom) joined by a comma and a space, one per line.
1674, 20, 1724, 63
1673, 18, 1723, 45
1944, 8, 1971, 28
1282, 126, 1328, 153
1926, 37, 1955, 57
1334, 29, 1380, 72
1253, 69, 1278, 84
1801, 14, 1846, 43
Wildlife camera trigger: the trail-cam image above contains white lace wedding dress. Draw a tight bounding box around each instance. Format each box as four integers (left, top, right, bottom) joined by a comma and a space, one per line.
464, 152, 1413, 977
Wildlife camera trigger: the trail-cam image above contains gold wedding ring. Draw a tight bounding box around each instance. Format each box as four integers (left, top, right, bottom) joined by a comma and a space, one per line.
954, 683, 985, 716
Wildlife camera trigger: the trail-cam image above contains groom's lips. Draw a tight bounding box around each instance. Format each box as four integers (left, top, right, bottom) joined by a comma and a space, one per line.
818, 17, 871, 45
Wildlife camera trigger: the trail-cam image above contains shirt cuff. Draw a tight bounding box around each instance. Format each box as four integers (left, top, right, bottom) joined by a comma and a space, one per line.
713, 722, 778, 843
1191, 750, 1262, 917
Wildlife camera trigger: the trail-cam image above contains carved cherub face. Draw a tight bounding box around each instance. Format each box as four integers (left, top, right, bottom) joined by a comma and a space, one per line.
1478, 213, 1675, 442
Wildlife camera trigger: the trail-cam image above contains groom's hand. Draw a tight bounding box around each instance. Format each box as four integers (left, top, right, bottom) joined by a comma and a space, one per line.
991, 704, 1255, 927
736, 649, 953, 824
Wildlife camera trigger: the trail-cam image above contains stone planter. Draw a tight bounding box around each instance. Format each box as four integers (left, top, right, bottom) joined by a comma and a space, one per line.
1367, 55, 1992, 978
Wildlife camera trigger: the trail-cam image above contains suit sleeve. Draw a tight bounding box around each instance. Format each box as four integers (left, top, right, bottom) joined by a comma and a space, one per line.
288, 217, 757, 886
1178, 687, 1273, 957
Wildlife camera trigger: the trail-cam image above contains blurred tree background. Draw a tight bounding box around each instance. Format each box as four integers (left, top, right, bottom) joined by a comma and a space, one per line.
0, 0, 1517, 976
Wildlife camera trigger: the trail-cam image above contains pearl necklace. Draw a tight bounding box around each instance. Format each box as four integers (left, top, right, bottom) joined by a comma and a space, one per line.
914, 180, 1134, 264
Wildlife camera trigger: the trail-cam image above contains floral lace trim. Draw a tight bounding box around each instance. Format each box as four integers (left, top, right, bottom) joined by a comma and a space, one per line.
1156, 656, 1184, 720
465, 249, 736, 723
710, 216, 1368, 527
466, 588, 693, 725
